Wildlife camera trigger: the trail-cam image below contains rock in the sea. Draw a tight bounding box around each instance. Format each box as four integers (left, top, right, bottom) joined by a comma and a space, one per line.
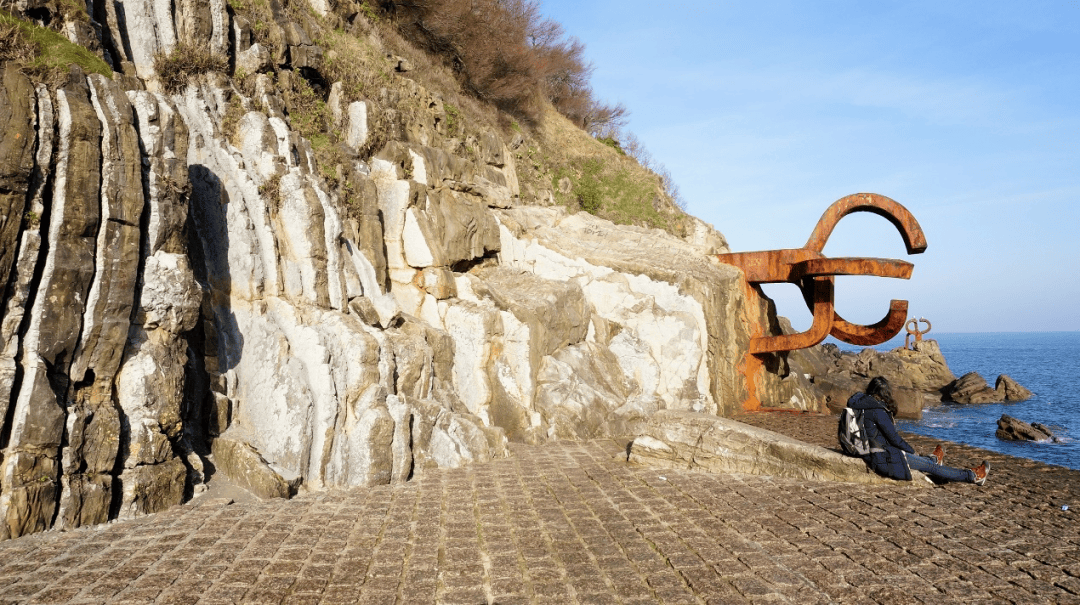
996, 414, 1058, 442
943, 372, 1004, 404
995, 374, 1033, 402
789, 338, 955, 419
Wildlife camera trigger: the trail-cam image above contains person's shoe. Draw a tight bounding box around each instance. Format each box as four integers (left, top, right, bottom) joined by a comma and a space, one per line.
972, 460, 990, 486
932, 445, 945, 465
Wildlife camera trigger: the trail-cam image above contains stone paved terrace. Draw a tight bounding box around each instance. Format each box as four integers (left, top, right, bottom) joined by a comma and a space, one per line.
2, 411, 1079, 605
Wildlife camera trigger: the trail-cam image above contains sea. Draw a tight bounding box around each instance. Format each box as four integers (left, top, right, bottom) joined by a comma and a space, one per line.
831, 331, 1080, 470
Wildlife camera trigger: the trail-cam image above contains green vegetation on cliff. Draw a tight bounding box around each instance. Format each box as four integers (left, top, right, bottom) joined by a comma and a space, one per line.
526, 105, 688, 234
1, 0, 690, 235
369, 0, 688, 232
0, 10, 111, 82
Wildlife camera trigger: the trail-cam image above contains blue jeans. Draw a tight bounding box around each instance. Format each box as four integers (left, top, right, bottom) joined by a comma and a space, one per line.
904, 452, 976, 483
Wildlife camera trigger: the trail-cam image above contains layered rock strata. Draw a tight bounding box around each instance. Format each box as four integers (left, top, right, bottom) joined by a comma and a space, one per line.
0, 0, 810, 539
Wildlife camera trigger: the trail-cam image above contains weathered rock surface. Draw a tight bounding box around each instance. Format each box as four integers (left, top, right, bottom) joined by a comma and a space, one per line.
939, 371, 1033, 405
211, 437, 299, 500
785, 338, 955, 419
996, 414, 1058, 442
0, 0, 810, 540
628, 410, 928, 486
943, 372, 1004, 404
996, 374, 1033, 402
495, 207, 749, 417
0, 66, 35, 299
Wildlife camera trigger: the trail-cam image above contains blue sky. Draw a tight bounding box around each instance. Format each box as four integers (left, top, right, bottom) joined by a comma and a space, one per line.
539, 0, 1079, 333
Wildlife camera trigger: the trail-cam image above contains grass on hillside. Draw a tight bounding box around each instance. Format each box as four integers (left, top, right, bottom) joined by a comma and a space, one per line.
227, 0, 276, 46
223, 0, 690, 235
0, 10, 112, 83
521, 104, 690, 234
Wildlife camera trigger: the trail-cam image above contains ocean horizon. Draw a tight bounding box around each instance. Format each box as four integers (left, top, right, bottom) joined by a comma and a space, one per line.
829, 331, 1080, 471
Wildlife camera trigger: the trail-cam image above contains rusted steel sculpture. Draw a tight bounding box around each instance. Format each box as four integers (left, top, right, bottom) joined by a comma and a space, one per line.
716, 193, 927, 354
905, 317, 932, 349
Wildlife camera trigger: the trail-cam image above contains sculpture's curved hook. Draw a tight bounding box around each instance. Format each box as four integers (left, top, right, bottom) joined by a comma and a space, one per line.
750, 277, 835, 354
830, 301, 909, 346
919, 317, 932, 333
804, 193, 928, 256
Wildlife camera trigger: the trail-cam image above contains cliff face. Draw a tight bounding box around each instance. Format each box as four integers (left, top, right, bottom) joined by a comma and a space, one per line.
0, 0, 805, 540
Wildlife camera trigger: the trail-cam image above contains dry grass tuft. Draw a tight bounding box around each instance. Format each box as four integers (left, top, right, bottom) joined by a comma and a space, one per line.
154, 43, 229, 94
0, 19, 36, 64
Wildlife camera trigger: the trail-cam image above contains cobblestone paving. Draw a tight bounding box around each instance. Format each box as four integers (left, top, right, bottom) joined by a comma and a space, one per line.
2, 412, 1079, 604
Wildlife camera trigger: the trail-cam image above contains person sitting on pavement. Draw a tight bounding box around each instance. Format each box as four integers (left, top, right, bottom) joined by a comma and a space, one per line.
845, 376, 990, 485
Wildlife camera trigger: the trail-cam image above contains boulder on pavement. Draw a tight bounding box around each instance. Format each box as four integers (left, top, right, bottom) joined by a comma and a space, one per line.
628, 410, 929, 486
211, 437, 301, 500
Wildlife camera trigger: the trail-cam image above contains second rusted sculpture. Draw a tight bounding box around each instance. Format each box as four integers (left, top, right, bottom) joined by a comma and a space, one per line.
716, 193, 927, 354
905, 317, 932, 349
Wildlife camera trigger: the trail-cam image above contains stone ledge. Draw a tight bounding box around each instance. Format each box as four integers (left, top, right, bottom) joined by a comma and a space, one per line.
628, 409, 929, 487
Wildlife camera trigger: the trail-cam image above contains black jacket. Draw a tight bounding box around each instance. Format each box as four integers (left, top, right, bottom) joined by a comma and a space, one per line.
847, 392, 915, 481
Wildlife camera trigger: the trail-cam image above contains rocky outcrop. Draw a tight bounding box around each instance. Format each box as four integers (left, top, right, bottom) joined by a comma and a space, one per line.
0, 0, 801, 540
628, 410, 927, 486
783, 339, 956, 419
943, 372, 1002, 404
0, 69, 204, 539
996, 374, 1033, 402
996, 414, 1058, 442
783, 338, 1032, 415
940, 371, 1031, 404
494, 207, 752, 421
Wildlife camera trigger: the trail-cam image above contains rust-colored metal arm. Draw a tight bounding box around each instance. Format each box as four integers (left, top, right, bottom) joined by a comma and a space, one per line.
749, 277, 835, 354
716, 193, 927, 353
804, 193, 927, 255
790, 257, 914, 281
832, 301, 910, 346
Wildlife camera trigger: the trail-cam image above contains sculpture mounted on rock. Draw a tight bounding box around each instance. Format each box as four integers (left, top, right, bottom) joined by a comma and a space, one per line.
905, 317, 932, 349
716, 193, 928, 408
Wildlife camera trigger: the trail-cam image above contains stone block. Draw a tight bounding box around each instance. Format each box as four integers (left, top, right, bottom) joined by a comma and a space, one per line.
211, 436, 296, 500
629, 410, 929, 487
345, 101, 368, 150
236, 43, 271, 74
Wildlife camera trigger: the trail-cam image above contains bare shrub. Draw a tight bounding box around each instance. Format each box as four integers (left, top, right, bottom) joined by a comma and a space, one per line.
378, 0, 550, 123
154, 43, 228, 94
654, 163, 686, 210
375, 0, 689, 221
583, 101, 629, 139
527, 17, 595, 127
378, 0, 638, 141
259, 173, 282, 208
